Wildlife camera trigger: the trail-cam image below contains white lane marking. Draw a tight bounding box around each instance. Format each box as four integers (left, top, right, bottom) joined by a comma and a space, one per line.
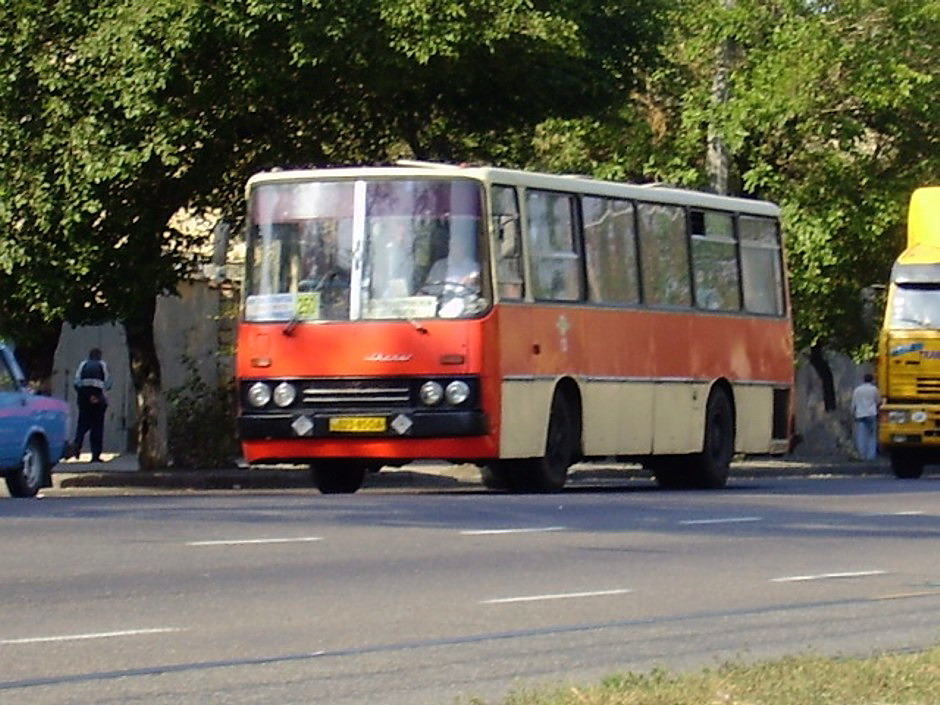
679, 516, 763, 525
481, 589, 632, 605
2, 628, 183, 645
186, 537, 323, 547
461, 526, 565, 535
770, 570, 887, 583
892, 511, 926, 516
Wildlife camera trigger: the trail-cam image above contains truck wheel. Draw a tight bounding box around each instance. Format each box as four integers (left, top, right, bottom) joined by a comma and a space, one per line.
890, 450, 924, 479
6, 438, 47, 498
311, 463, 367, 494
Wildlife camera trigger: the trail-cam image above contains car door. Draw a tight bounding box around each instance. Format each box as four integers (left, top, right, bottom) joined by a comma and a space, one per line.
0, 347, 29, 468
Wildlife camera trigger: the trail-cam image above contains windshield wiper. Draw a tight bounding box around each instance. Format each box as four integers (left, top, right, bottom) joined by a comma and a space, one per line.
283, 315, 300, 336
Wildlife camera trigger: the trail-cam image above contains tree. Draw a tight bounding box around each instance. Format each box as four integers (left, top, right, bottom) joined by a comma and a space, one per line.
530, 0, 939, 357
0, 0, 667, 468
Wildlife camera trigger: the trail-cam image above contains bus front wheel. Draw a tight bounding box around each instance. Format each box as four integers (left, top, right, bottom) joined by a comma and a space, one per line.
311, 463, 367, 494
890, 449, 925, 479
509, 392, 577, 493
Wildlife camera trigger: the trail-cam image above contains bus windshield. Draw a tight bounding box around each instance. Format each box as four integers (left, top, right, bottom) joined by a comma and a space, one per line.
245, 178, 488, 322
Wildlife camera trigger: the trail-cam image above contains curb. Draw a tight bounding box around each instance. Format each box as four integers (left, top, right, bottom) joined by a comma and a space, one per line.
50, 457, 888, 492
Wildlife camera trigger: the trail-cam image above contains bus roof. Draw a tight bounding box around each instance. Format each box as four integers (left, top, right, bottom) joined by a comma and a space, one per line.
246, 162, 780, 218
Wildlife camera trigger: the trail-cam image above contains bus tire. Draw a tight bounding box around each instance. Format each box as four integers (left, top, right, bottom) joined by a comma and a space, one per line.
480, 463, 512, 490
890, 450, 924, 479
649, 456, 689, 489
689, 388, 734, 489
511, 391, 576, 493
311, 463, 367, 494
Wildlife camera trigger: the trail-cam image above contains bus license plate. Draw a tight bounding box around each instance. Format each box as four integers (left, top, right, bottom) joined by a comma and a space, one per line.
329, 416, 387, 433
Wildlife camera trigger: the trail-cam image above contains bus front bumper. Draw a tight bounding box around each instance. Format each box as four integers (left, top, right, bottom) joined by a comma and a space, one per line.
239, 410, 489, 440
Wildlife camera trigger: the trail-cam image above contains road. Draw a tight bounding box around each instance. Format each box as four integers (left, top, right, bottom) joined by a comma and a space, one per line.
2, 472, 940, 704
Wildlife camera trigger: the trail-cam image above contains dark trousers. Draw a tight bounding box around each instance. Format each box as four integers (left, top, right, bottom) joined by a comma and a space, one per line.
74, 400, 107, 459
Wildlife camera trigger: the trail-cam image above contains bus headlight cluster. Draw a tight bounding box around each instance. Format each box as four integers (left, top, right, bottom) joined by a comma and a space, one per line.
247, 381, 297, 408
419, 380, 471, 406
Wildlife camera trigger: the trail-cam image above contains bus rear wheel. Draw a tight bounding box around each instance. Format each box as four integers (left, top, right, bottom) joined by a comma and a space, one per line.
890, 449, 925, 479
648, 456, 688, 489
311, 463, 367, 494
688, 388, 734, 489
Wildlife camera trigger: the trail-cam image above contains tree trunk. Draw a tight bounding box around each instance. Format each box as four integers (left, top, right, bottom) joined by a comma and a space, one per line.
123, 298, 168, 470
809, 343, 837, 411
13, 321, 63, 394
706, 0, 735, 195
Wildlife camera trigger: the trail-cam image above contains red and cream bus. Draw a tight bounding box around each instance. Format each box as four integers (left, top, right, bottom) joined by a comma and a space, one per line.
236, 162, 793, 493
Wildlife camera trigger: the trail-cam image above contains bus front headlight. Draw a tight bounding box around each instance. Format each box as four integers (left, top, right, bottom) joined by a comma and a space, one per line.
272, 382, 297, 408
445, 380, 470, 405
247, 382, 272, 408
420, 381, 443, 406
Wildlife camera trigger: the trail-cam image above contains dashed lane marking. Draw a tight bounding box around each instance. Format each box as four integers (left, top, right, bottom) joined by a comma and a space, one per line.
186, 537, 323, 546
2, 628, 184, 645
481, 589, 632, 605
460, 527, 565, 535
770, 570, 887, 583
679, 517, 763, 525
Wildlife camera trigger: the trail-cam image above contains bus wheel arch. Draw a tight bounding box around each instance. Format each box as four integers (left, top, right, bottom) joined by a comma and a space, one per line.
691, 381, 735, 489
506, 378, 581, 493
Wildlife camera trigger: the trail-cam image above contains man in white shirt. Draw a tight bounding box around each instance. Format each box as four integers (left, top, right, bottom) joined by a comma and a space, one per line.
851, 373, 880, 461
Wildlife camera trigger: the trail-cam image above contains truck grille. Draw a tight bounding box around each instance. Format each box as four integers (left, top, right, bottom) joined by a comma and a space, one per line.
917, 377, 940, 395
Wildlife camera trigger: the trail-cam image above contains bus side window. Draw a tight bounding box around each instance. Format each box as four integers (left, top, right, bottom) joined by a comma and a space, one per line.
492, 185, 524, 300
583, 196, 640, 305
690, 209, 740, 311
739, 215, 784, 315
637, 202, 691, 307
526, 190, 582, 302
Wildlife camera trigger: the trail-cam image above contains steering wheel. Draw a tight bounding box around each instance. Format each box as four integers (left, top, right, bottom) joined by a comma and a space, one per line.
419, 279, 476, 297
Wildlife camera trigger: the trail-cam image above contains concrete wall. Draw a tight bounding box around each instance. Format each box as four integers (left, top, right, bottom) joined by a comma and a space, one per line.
52, 281, 236, 453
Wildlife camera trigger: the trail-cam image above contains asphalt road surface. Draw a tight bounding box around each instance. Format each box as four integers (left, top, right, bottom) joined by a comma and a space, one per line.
3, 472, 940, 704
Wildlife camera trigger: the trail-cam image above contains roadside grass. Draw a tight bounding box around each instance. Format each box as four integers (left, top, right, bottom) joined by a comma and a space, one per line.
472, 646, 940, 705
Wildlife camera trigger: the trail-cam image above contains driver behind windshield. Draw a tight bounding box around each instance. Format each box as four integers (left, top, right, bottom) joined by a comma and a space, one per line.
424, 223, 480, 291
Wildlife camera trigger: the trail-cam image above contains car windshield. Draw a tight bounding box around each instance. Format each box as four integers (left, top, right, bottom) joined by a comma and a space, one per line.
244, 178, 488, 322
890, 284, 940, 329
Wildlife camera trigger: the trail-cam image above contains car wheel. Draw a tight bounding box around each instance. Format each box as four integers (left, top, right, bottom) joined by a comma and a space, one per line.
7, 437, 47, 498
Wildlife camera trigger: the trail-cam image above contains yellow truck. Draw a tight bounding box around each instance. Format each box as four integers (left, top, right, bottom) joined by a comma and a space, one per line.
877, 186, 940, 478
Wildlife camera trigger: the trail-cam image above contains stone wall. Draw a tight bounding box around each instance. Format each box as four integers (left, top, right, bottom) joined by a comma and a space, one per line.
793, 350, 873, 459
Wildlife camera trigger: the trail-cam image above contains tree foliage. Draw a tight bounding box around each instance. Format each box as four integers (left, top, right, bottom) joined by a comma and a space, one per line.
0, 0, 666, 466
526, 0, 939, 358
